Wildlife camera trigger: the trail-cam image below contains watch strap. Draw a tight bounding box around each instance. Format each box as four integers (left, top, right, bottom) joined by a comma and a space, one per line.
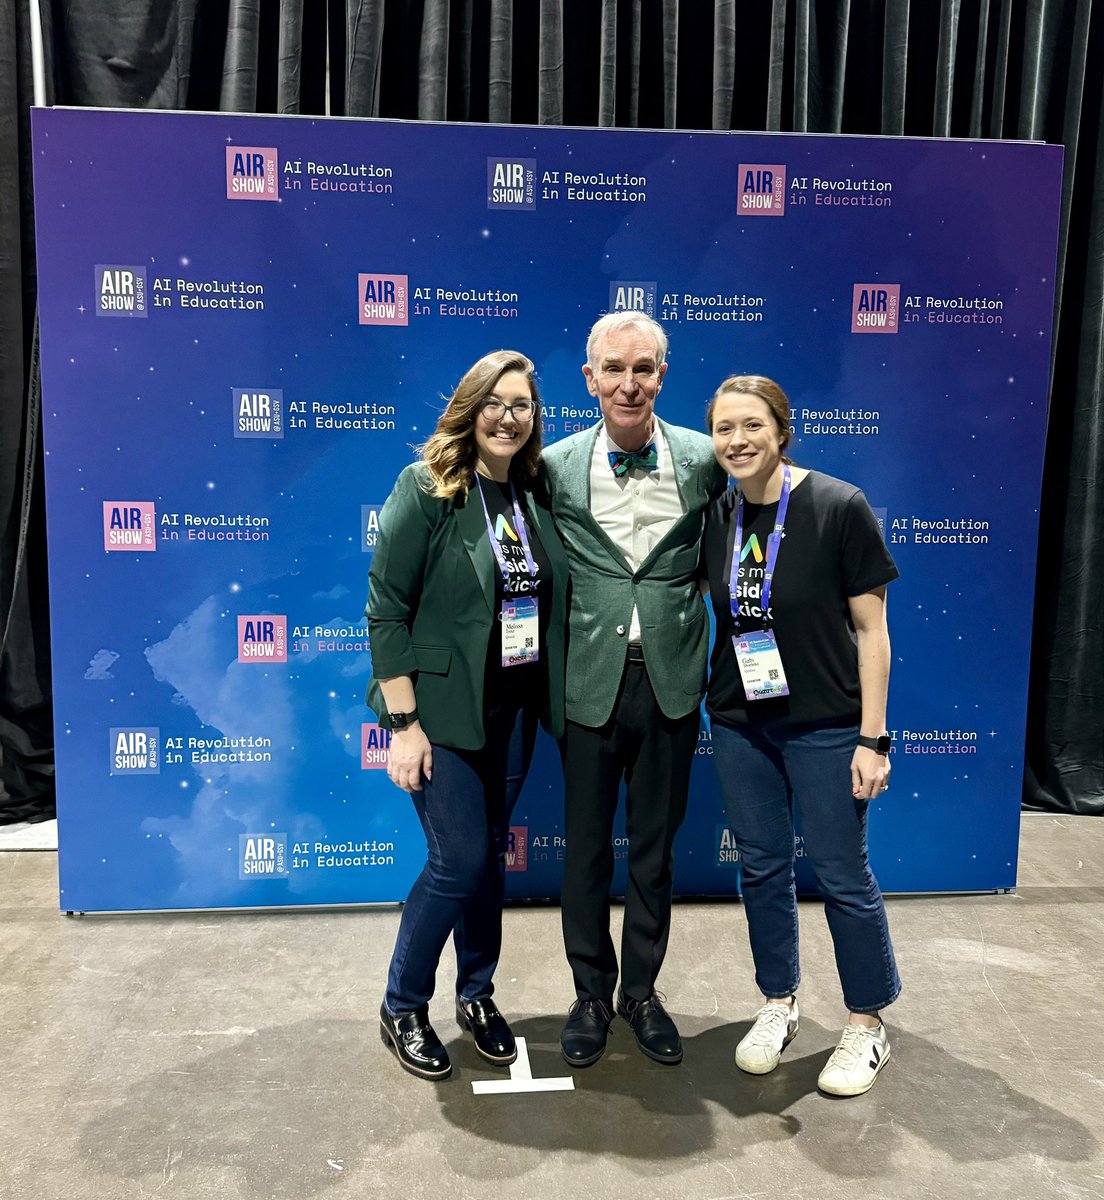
856, 733, 891, 754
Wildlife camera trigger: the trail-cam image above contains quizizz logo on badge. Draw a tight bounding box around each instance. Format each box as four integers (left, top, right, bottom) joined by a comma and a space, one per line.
505, 826, 528, 872
237, 615, 288, 663
361, 722, 391, 769
486, 158, 536, 210
737, 164, 786, 215
103, 502, 156, 552
239, 834, 289, 879
233, 388, 284, 439
95, 265, 148, 317
110, 727, 160, 775
609, 281, 657, 316
358, 273, 409, 326
226, 146, 279, 201
852, 284, 901, 334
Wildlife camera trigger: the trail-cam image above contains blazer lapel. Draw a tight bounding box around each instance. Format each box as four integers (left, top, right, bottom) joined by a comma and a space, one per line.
454, 486, 496, 614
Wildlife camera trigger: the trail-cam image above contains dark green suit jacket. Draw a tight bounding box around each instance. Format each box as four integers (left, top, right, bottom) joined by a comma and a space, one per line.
543, 419, 727, 727
365, 463, 569, 749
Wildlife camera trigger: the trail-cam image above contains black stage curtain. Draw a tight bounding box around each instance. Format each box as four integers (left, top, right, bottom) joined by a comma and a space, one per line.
2, 0, 1101, 821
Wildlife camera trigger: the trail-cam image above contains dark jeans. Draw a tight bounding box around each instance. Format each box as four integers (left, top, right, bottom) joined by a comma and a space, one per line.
560, 654, 700, 1004
711, 718, 901, 1015
384, 699, 537, 1014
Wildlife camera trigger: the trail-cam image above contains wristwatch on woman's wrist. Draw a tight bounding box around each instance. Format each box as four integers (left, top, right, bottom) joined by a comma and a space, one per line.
385, 708, 419, 731
856, 733, 891, 755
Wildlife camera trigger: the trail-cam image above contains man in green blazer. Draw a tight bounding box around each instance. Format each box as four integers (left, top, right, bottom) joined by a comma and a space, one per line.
543, 311, 726, 1068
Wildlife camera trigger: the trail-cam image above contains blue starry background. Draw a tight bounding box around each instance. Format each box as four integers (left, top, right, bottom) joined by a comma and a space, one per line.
32, 108, 1062, 911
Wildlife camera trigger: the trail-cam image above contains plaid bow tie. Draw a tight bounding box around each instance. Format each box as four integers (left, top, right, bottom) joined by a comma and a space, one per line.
608, 443, 658, 477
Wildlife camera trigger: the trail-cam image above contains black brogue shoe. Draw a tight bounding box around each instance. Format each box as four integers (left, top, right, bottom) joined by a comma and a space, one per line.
560, 997, 614, 1067
616, 990, 684, 1065
379, 1002, 452, 1080
456, 996, 518, 1065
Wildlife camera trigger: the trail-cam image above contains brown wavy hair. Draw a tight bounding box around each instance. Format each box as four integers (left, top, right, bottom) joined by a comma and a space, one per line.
705, 374, 795, 466
418, 350, 543, 500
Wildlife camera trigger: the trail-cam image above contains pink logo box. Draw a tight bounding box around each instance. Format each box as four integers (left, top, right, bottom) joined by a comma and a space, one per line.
851, 284, 901, 333
358, 273, 409, 326
237, 615, 288, 663
737, 163, 786, 215
226, 146, 279, 201
361, 723, 392, 769
103, 501, 156, 552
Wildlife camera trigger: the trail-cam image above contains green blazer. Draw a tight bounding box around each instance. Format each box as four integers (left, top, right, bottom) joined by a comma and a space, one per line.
365, 463, 569, 749
543, 419, 727, 727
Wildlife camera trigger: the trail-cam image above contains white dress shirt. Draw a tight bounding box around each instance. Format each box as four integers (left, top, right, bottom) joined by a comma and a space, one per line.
589, 422, 686, 642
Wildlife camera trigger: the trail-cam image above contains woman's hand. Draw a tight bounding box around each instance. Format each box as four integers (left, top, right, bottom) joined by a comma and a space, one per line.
387, 726, 434, 793
851, 745, 890, 801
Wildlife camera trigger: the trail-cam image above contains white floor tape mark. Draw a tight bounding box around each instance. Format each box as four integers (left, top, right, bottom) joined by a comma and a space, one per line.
470, 1037, 575, 1094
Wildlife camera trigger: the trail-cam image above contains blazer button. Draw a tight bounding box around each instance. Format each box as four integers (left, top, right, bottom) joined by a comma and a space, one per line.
616, 625, 626, 636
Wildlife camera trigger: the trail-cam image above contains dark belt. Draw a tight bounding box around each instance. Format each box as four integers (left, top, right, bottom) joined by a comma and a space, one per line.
626, 643, 645, 663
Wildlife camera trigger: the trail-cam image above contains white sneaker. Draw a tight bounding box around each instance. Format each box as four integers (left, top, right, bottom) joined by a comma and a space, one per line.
817, 1023, 890, 1096
734, 1000, 799, 1074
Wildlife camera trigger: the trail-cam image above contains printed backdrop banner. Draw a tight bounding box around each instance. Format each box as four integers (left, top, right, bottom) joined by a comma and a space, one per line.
31, 108, 1061, 912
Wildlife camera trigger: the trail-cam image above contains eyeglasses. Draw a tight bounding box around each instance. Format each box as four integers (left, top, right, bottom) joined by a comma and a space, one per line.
479, 399, 536, 423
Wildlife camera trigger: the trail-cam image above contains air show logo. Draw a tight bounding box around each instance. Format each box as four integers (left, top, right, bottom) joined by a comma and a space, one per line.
361, 504, 383, 552
95, 265, 147, 317
609, 281, 657, 317
103, 501, 156, 552
852, 284, 901, 334
110, 727, 160, 775
486, 158, 536, 211
716, 825, 741, 868
737, 164, 786, 215
239, 833, 289, 878
358, 273, 408, 326
226, 146, 279, 200
505, 826, 528, 872
237, 615, 288, 663
233, 388, 284, 438
361, 722, 391, 769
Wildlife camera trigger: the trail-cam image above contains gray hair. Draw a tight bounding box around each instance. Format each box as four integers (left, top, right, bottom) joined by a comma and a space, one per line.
586, 310, 668, 367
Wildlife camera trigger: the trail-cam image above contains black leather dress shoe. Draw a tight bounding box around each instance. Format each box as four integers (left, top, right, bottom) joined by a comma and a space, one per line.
560, 998, 614, 1067
616, 990, 683, 1064
379, 1002, 452, 1080
456, 996, 517, 1065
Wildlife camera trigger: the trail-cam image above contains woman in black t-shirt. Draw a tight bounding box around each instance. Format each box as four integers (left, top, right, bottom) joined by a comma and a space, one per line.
366, 350, 568, 1082
702, 374, 900, 1098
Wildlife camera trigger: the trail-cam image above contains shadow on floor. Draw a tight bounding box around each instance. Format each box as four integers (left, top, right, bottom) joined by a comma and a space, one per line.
74, 1012, 1098, 1194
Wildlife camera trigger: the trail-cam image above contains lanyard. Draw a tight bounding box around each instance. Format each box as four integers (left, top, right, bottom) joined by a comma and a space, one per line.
475, 476, 538, 582
729, 464, 791, 629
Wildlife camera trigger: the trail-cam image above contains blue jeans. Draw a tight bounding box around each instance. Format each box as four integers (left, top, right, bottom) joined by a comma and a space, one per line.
711, 719, 900, 1014
385, 700, 537, 1014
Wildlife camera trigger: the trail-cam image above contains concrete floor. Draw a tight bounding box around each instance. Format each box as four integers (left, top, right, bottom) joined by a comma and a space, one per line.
1, 812, 1101, 1200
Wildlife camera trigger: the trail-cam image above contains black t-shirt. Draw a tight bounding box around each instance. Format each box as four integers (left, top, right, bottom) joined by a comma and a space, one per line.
476, 476, 552, 708
703, 471, 899, 728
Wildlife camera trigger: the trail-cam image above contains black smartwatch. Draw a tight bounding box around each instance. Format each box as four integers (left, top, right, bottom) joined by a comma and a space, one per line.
856, 733, 891, 755
385, 708, 419, 732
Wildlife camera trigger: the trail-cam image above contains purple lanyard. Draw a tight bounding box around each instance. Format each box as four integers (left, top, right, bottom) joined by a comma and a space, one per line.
729, 464, 792, 629
475, 476, 538, 583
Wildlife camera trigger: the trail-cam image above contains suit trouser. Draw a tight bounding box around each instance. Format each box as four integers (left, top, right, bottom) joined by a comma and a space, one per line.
560, 651, 700, 1004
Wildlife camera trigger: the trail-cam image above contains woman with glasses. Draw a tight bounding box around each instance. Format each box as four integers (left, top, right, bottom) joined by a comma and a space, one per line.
367, 349, 569, 1081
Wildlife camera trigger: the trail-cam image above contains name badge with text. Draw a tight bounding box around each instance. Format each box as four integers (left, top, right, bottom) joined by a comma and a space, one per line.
733, 629, 789, 701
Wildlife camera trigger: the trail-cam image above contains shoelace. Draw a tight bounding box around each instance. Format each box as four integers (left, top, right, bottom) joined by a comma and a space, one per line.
827, 1024, 874, 1066
569, 998, 613, 1022
746, 1005, 793, 1046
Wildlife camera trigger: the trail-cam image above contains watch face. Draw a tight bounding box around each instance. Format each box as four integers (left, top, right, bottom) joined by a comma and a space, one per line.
875, 735, 892, 754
